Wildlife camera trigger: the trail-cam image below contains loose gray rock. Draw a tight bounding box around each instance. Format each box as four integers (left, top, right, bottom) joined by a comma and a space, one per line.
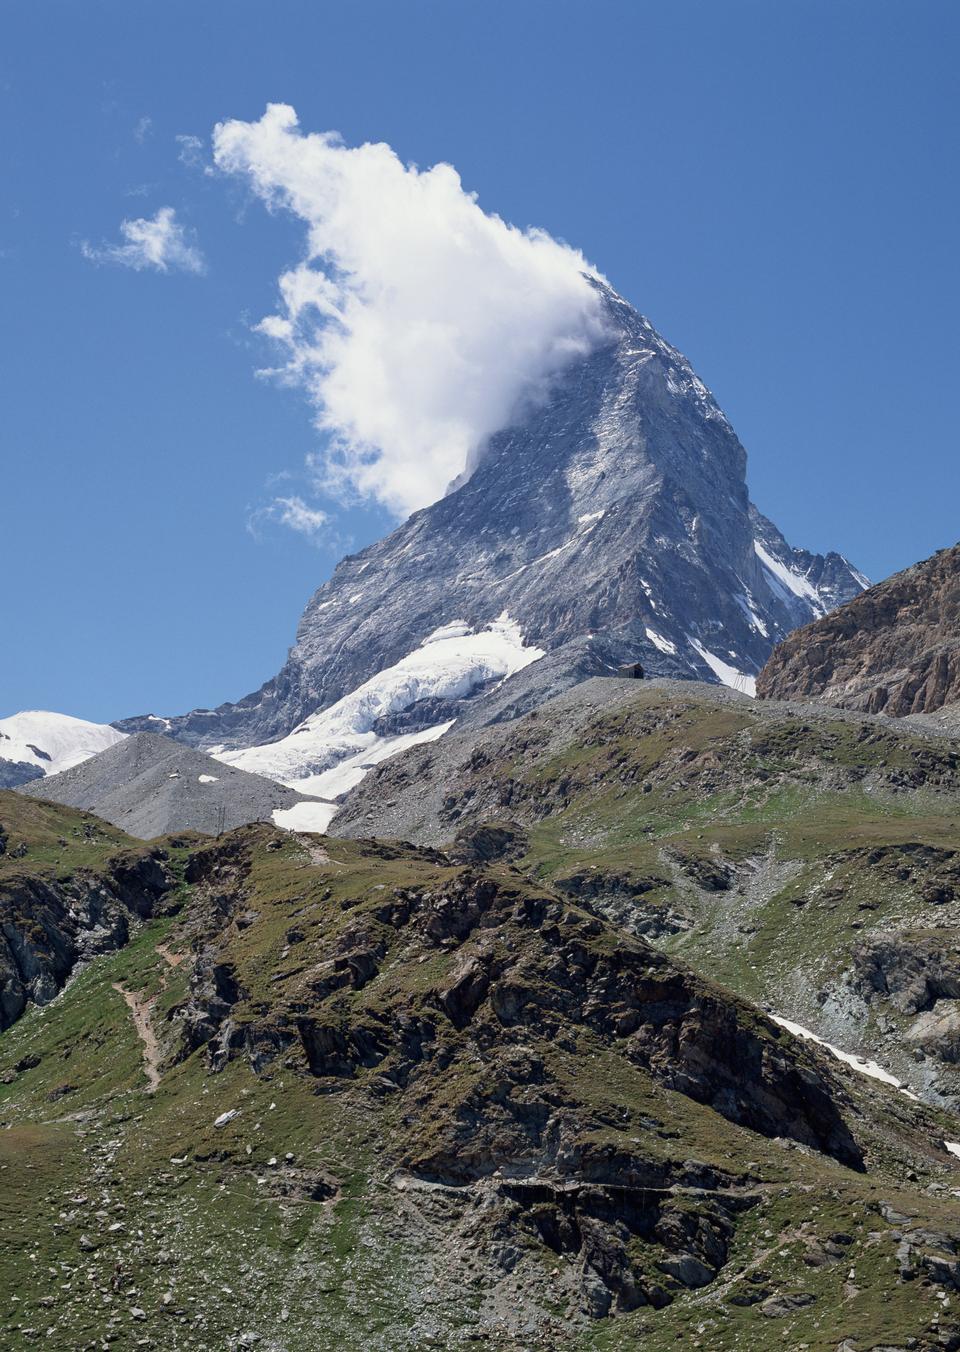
18, 733, 326, 840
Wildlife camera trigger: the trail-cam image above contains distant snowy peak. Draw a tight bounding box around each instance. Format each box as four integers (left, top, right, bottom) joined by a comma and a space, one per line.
754, 540, 825, 612
0, 711, 126, 789
218, 615, 543, 816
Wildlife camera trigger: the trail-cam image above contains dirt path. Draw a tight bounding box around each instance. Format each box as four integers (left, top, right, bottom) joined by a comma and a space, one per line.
296, 836, 344, 868
111, 943, 186, 1092
112, 983, 162, 1093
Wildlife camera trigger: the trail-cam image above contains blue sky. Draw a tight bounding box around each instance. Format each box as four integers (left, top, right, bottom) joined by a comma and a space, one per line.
2, 0, 957, 722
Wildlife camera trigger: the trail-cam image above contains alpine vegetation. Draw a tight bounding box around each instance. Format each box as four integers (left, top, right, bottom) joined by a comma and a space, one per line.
5, 48, 958, 1351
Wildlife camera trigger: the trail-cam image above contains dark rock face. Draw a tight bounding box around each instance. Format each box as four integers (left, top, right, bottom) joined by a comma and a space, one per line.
854, 932, 960, 1017
448, 820, 529, 864
117, 287, 864, 751
757, 541, 960, 716
0, 849, 175, 1029
0, 760, 44, 790
854, 931, 960, 1067
553, 866, 690, 942
172, 835, 864, 1173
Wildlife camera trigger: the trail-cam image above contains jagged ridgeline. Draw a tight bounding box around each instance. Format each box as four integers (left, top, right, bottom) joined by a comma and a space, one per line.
116, 285, 866, 756
2, 785, 960, 1350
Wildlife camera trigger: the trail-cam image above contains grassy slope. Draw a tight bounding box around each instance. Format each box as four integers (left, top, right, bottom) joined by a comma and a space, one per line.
0, 791, 135, 881
1, 824, 959, 1349
426, 689, 960, 1100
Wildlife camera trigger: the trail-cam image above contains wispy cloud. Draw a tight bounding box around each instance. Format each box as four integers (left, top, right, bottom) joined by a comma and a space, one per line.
213, 104, 607, 518
176, 134, 206, 170
133, 115, 153, 144
81, 207, 205, 274
248, 494, 329, 545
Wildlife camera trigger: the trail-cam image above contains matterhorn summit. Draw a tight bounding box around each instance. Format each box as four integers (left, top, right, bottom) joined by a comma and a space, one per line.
118, 284, 865, 801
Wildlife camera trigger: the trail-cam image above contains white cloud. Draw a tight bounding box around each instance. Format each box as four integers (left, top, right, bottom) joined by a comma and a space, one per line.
81, 207, 205, 274
213, 104, 608, 518
133, 116, 153, 144
248, 495, 329, 544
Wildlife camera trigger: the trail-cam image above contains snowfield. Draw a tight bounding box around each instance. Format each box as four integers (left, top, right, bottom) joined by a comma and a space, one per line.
687, 638, 756, 697
0, 710, 126, 777
220, 614, 544, 802
271, 800, 341, 834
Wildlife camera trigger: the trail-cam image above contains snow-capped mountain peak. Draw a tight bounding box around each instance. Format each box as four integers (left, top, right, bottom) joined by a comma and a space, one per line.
117, 284, 867, 784
0, 711, 126, 789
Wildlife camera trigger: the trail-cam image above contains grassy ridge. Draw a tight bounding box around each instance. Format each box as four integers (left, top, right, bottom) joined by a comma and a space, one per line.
3, 737, 960, 1349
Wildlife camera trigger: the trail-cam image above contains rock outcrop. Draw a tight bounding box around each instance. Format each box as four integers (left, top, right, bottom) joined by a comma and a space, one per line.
756, 541, 960, 716
0, 846, 176, 1028
171, 829, 865, 1174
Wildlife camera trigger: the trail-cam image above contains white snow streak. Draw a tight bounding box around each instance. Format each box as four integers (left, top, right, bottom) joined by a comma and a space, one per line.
734, 592, 769, 638
754, 541, 824, 614
772, 1016, 920, 1100
645, 628, 677, 655
299, 721, 454, 802
687, 639, 756, 697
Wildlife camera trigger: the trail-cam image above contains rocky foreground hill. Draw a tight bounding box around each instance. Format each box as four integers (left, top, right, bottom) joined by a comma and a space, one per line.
757, 541, 960, 717
334, 677, 960, 1115
3, 754, 960, 1349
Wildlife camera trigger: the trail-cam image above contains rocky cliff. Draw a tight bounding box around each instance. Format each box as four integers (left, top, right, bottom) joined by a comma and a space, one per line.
756, 541, 960, 716
3, 818, 960, 1349
0, 792, 180, 1029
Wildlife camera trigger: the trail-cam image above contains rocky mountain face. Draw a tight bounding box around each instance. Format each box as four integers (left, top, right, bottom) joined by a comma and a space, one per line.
117, 285, 865, 753
757, 541, 960, 716
0, 793, 179, 1030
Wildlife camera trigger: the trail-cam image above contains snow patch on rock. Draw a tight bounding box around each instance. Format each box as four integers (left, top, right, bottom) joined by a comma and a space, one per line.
772, 1016, 920, 1101
272, 800, 340, 834
645, 628, 677, 656
754, 541, 825, 616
